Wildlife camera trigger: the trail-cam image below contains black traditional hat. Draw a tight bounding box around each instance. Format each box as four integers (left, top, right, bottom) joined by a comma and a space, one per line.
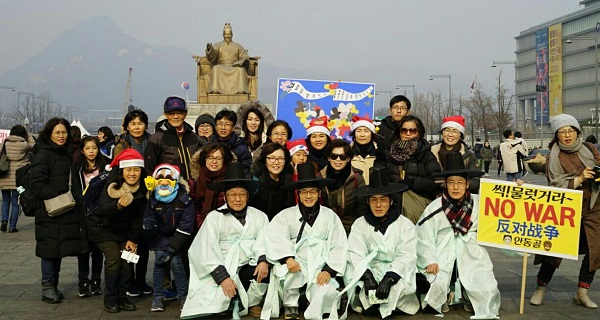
282, 163, 335, 190
208, 163, 258, 192
432, 152, 484, 179
355, 167, 408, 197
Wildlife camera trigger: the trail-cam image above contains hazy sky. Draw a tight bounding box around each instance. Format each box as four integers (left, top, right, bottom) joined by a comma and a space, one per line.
0, 0, 581, 103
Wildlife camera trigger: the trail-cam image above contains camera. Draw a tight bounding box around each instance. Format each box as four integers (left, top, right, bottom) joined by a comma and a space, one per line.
593, 165, 600, 178
120, 250, 140, 264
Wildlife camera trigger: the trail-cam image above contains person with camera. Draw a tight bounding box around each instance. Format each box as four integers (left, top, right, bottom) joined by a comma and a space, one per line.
530, 114, 600, 309
143, 164, 194, 312
85, 149, 147, 313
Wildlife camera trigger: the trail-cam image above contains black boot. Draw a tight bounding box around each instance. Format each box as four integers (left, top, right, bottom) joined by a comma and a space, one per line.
118, 296, 137, 311
42, 280, 61, 304
53, 276, 64, 300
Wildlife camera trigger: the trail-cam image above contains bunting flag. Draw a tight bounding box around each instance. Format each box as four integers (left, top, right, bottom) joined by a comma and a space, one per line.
470, 76, 478, 96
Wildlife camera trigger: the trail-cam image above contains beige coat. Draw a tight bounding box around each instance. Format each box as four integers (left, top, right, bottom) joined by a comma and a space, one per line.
0, 135, 35, 190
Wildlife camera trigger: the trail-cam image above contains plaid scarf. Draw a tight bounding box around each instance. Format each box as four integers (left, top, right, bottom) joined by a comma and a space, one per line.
442, 190, 473, 235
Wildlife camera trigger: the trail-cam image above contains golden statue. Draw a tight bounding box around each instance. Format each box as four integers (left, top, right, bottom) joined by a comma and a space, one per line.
204, 23, 250, 94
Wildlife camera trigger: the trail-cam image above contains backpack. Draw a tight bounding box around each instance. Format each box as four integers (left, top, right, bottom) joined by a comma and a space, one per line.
83, 171, 110, 216
15, 162, 38, 217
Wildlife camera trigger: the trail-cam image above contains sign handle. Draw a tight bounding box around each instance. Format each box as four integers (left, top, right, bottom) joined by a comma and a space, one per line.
519, 253, 528, 314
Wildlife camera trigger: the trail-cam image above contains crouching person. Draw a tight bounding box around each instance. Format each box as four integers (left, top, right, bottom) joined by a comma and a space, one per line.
262, 163, 348, 320
181, 163, 270, 319
340, 167, 419, 318
416, 153, 500, 319
143, 164, 195, 312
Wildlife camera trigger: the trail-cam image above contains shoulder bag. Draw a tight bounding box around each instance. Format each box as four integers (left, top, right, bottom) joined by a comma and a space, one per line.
0, 144, 9, 176
44, 170, 76, 217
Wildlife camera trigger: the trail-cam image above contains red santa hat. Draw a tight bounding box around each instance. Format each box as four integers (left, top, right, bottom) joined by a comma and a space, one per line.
152, 164, 181, 181
286, 138, 309, 156
350, 115, 375, 133
305, 116, 331, 136
441, 115, 466, 134
106, 149, 144, 171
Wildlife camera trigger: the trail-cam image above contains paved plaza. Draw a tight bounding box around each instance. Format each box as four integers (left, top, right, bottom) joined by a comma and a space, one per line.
1, 169, 599, 319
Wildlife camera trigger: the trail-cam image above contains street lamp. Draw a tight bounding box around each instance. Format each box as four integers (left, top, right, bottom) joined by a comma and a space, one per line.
17, 92, 34, 127
429, 74, 452, 113
0, 86, 16, 91
566, 36, 598, 137
395, 84, 416, 104
491, 60, 518, 130
375, 90, 392, 118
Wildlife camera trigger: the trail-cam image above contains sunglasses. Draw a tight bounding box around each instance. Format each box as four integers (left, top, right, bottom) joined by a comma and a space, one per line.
400, 128, 418, 134
329, 154, 348, 161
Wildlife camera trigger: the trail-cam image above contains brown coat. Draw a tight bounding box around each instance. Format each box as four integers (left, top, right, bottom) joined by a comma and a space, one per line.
535, 142, 600, 271
0, 135, 34, 190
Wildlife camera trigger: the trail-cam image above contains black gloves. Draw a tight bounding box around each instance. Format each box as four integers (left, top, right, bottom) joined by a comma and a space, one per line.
154, 246, 176, 267
362, 271, 378, 292
376, 276, 396, 299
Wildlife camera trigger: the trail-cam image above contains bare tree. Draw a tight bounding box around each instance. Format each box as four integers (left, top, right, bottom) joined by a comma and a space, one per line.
468, 82, 494, 143
492, 69, 514, 142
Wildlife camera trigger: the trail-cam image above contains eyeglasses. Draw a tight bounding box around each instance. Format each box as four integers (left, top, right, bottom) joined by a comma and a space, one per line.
391, 106, 408, 111
298, 189, 319, 197
216, 122, 233, 128
271, 132, 288, 138
443, 128, 461, 136
225, 192, 248, 199
446, 180, 466, 188
557, 129, 577, 136
207, 156, 223, 163
266, 156, 286, 163
400, 128, 418, 135
329, 154, 348, 161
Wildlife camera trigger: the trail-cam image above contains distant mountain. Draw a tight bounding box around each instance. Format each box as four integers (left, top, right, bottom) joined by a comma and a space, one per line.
0, 16, 318, 126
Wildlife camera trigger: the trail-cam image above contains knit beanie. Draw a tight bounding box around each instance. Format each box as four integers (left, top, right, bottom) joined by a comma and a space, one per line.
550, 114, 581, 133
195, 114, 216, 132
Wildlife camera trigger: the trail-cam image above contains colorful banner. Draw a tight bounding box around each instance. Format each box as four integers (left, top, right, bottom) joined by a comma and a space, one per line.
276, 79, 375, 140
548, 23, 563, 116
0, 129, 9, 144
477, 179, 582, 260
535, 28, 550, 124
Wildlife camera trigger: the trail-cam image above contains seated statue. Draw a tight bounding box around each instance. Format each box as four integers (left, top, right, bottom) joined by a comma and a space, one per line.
205, 23, 250, 94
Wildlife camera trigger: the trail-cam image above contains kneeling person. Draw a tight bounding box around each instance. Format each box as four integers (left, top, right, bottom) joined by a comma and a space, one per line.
416, 153, 500, 318
343, 167, 419, 318
181, 163, 270, 319
263, 163, 348, 320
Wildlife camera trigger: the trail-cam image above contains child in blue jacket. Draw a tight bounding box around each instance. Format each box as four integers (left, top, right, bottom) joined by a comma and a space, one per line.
143, 164, 195, 312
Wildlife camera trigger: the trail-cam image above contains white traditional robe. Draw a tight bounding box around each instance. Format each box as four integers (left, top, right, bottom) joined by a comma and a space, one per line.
342, 215, 420, 318
416, 195, 501, 320
262, 205, 348, 320
180, 205, 269, 319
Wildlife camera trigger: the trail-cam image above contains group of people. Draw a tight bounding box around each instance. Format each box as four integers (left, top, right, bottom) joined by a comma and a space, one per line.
11, 93, 599, 319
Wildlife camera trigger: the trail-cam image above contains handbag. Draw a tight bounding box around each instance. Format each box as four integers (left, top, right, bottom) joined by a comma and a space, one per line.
44, 171, 76, 217
0, 144, 9, 176
402, 189, 432, 225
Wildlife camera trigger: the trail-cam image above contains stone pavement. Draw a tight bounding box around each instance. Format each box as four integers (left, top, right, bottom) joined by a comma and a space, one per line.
0, 170, 599, 319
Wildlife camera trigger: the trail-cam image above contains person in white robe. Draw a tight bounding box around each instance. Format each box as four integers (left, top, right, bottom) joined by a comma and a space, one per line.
262, 163, 348, 320
181, 163, 270, 319
336, 166, 419, 319
416, 153, 501, 319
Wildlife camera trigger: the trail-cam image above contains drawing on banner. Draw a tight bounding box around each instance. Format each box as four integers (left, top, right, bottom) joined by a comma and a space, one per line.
276, 79, 375, 140
477, 178, 582, 260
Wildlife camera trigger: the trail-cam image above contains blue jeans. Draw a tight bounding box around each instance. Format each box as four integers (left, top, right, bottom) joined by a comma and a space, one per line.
152, 250, 188, 301
41, 258, 62, 282
1, 189, 19, 229
506, 172, 523, 182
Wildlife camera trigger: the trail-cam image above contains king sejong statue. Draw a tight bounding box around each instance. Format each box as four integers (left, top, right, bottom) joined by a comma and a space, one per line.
205, 23, 250, 95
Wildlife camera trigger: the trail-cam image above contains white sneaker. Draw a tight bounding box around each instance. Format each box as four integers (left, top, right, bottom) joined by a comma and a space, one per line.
484, 173, 490, 177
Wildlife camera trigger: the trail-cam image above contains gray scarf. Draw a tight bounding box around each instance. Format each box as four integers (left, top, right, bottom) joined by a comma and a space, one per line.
548, 137, 598, 209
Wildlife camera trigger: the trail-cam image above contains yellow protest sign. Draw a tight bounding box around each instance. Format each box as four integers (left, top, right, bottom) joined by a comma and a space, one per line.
477, 178, 582, 260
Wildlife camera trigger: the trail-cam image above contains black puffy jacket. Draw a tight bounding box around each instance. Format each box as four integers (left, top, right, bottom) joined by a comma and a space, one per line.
210, 132, 252, 176
249, 161, 295, 220
30, 139, 88, 259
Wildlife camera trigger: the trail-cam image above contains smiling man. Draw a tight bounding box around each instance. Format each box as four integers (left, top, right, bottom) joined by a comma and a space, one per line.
210, 109, 252, 175
376, 95, 412, 159
416, 153, 500, 319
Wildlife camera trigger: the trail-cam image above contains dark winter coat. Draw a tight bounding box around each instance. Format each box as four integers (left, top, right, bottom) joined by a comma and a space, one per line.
319, 166, 367, 234
143, 185, 195, 253
375, 116, 400, 161
30, 139, 88, 259
145, 119, 201, 180
430, 141, 481, 194
85, 177, 146, 245
210, 132, 252, 176
385, 139, 441, 200
249, 161, 295, 220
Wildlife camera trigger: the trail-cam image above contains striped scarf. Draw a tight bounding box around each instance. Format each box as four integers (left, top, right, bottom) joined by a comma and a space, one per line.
442, 190, 473, 235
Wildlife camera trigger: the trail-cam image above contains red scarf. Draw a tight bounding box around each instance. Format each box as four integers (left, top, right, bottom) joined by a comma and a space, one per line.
194, 166, 227, 228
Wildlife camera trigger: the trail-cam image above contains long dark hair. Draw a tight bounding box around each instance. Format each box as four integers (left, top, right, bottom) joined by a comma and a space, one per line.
9, 125, 28, 140
39, 117, 71, 146
79, 136, 107, 174
398, 115, 426, 140
111, 167, 147, 191
199, 142, 233, 167
242, 108, 265, 152
98, 126, 115, 141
